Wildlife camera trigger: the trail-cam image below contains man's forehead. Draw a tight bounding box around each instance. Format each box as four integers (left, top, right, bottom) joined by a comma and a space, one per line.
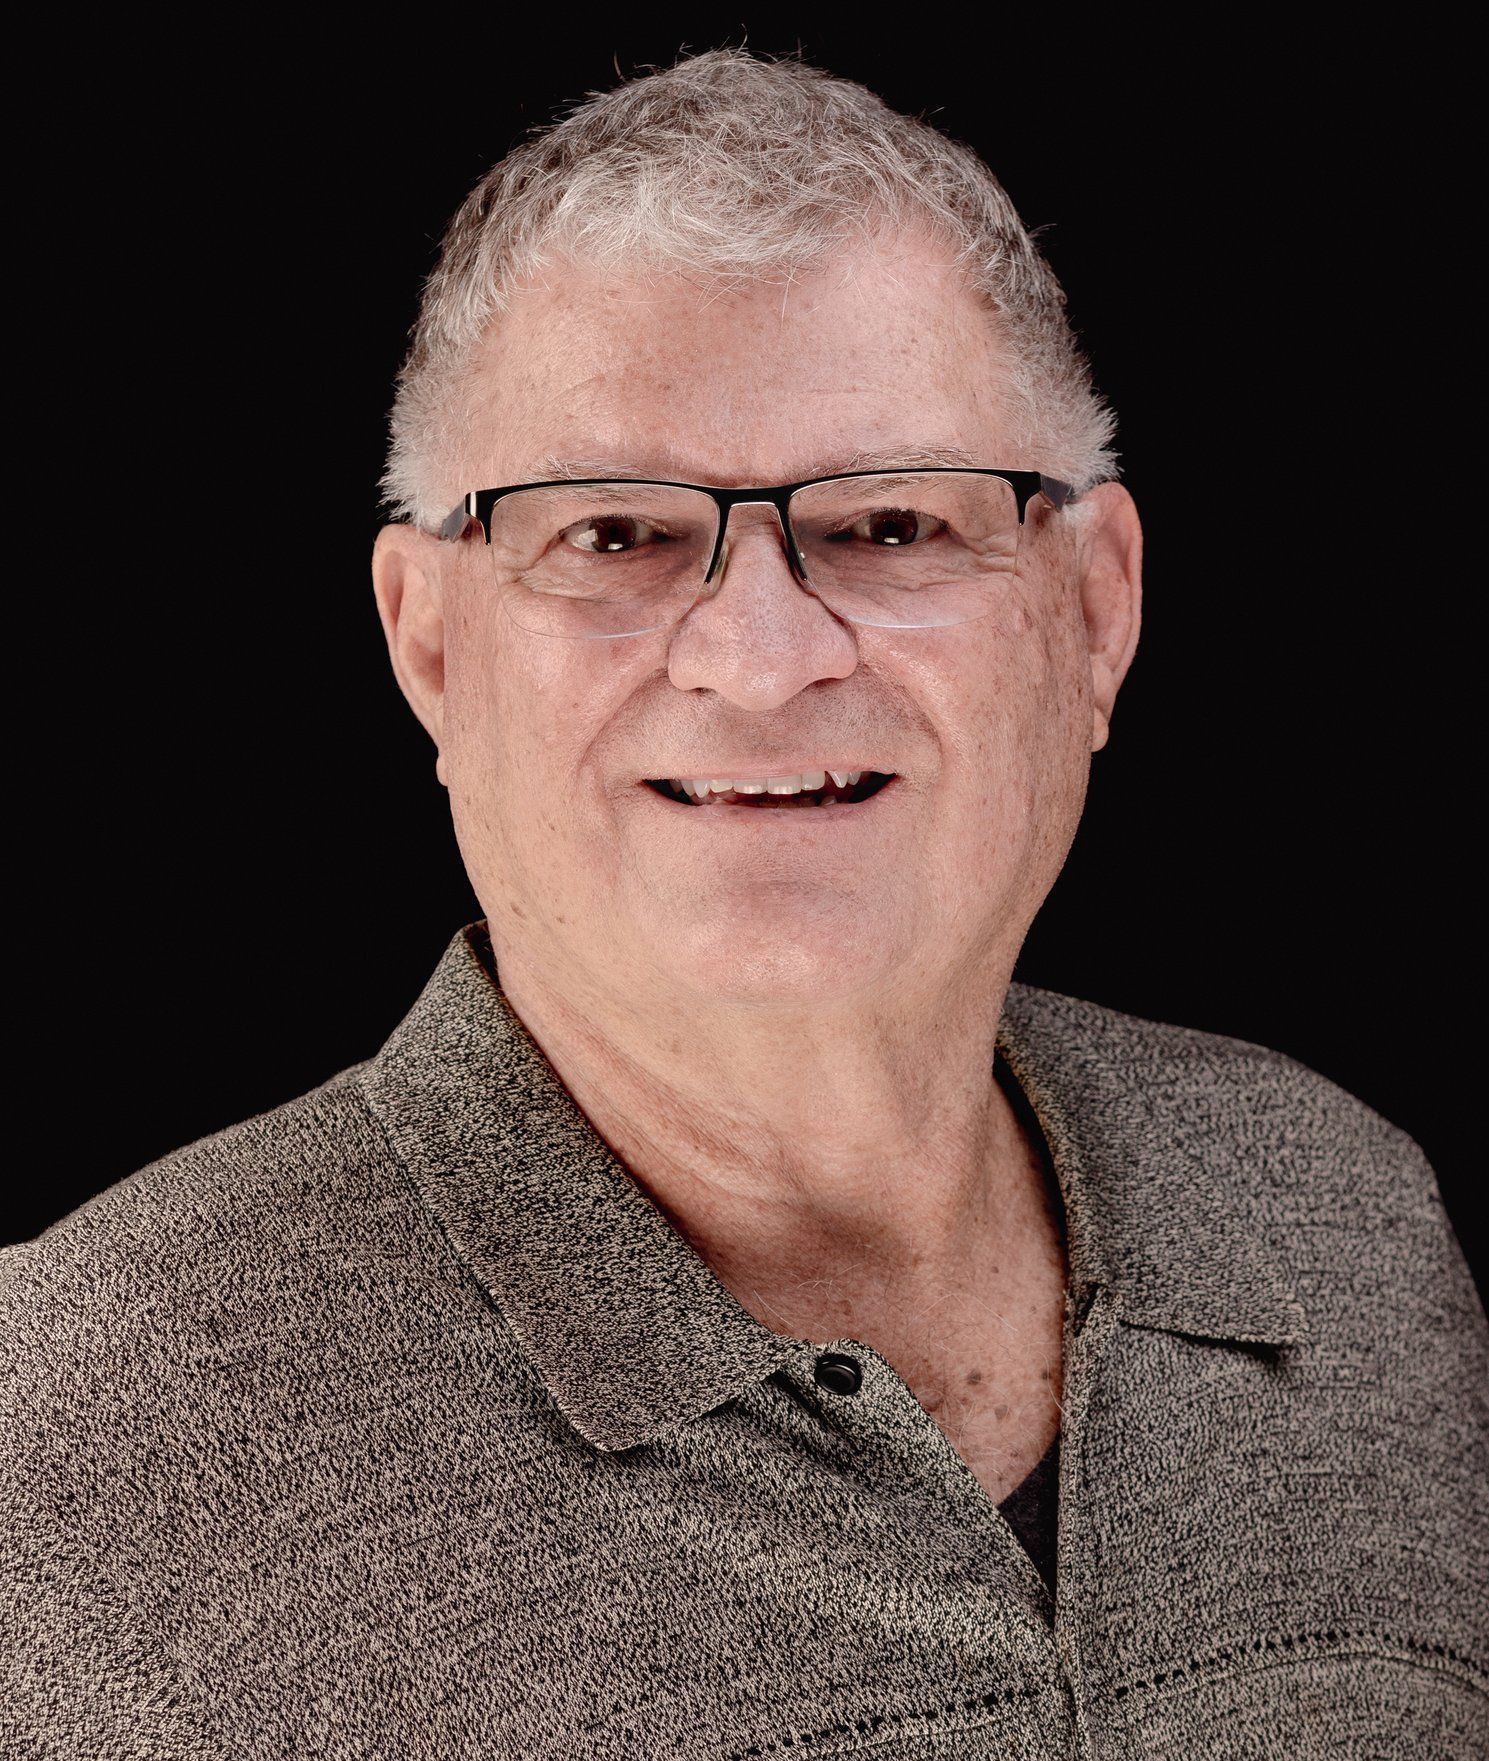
469, 243, 1012, 489
525, 441, 988, 487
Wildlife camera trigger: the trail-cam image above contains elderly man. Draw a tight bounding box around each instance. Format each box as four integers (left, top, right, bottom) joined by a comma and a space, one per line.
5, 47, 1485, 1761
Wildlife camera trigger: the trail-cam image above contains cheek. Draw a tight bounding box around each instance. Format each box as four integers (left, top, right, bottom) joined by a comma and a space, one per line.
965, 586, 1055, 744
967, 587, 1091, 816
1000, 580, 1037, 643
1006, 567, 1092, 732
442, 591, 544, 765
443, 601, 634, 833
441, 586, 496, 742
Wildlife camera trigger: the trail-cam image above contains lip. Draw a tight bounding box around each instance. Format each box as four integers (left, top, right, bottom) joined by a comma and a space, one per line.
641, 766, 894, 785
637, 775, 902, 818
640, 767, 897, 788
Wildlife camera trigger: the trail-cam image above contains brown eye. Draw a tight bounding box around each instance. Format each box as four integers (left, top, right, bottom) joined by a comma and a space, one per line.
563, 514, 665, 553
828, 507, 944, 547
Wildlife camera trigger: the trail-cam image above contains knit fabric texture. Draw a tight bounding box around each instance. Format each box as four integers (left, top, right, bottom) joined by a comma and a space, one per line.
3, 919, 1485, 1759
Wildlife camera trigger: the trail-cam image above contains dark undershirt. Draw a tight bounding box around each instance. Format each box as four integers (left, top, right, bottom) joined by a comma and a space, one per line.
996, 1428, 1060, 1593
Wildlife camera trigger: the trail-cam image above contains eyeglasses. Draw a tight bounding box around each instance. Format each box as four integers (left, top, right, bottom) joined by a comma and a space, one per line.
437, 467, 1075, 640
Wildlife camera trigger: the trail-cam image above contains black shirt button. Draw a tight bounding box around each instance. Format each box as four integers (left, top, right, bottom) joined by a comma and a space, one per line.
814, 1352, 863, 1395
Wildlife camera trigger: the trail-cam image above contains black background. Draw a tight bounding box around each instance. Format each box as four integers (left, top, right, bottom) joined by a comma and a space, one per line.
10, 18, 1478, 1294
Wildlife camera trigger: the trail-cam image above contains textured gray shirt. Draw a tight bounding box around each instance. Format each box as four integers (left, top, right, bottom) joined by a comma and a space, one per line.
4, 920, 1486, 1758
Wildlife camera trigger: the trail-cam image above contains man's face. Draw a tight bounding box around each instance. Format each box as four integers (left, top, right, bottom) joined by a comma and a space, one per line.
382, 226, 1136, 1015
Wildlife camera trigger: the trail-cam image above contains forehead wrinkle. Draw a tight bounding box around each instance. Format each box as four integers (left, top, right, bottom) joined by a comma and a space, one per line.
527, 443, 986, 486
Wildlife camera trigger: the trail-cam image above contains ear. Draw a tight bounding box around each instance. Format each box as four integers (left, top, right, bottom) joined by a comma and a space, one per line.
1071, 483, 1143, 753
371, 523, 449, 786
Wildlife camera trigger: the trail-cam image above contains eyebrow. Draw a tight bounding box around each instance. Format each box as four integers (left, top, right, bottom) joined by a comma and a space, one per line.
529, 444, 984, 483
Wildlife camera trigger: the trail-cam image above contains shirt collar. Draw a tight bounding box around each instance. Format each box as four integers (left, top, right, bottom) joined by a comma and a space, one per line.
359, 922, 1307, 1455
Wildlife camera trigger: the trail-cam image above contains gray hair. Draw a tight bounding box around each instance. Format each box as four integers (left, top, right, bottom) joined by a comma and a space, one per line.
379, 46, 1121, 533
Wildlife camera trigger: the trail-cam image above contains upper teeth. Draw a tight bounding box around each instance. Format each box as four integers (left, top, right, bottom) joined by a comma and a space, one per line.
672, 769, 867, 797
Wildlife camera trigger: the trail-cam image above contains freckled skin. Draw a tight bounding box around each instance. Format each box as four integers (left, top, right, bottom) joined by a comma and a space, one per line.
371, 223, 1143, 1498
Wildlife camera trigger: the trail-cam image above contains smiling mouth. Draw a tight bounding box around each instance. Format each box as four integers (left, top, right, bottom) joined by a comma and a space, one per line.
644, 772, 897, 807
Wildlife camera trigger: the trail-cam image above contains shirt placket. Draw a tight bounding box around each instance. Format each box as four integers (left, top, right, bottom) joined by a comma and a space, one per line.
762, 1280, 1120, 1756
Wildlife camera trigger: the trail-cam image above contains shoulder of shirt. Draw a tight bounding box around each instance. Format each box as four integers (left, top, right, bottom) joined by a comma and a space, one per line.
0, 1062, 418, 1436
1005, 977, 1472, 1317
1007, 975, 1429, 1166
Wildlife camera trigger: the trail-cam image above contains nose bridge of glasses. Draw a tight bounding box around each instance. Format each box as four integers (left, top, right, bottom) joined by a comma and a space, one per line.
723, 494, 790, 533
707, 493, 801, 585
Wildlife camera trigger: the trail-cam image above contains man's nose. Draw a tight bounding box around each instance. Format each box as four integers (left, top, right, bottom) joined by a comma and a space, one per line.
666, 504, 859, 707
704, 501, 802, 587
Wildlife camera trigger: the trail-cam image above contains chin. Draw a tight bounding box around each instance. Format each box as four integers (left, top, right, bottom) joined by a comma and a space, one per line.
641, 911, 911, 1001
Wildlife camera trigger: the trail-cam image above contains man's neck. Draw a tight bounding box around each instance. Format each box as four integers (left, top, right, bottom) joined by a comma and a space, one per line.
670, 1068, 1066, 1353
485, 936, 1067, 1351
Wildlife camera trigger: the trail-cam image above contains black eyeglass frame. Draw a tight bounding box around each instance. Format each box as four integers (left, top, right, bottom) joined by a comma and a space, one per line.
437, 467, 1075, 591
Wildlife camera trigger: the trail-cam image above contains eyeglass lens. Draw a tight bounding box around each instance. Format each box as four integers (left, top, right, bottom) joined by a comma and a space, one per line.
482, 471, 1025, 639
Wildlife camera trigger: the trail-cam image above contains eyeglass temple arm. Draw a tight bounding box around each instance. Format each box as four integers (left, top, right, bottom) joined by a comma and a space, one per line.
439, 495, 476, 542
